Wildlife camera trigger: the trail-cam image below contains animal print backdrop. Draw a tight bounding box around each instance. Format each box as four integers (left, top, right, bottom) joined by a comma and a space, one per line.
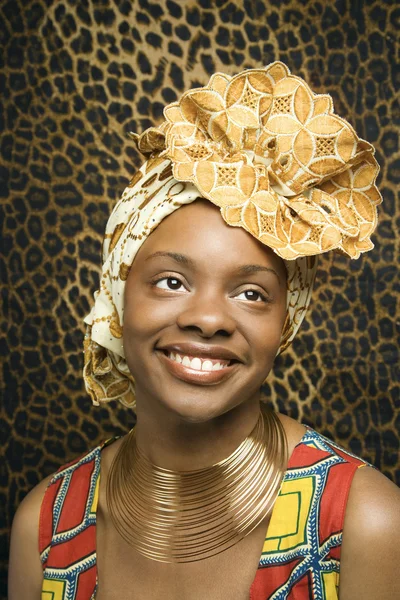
1, 0, 399, 594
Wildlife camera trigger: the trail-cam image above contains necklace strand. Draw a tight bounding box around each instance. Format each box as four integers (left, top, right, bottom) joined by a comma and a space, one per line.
107, 406, 287, 563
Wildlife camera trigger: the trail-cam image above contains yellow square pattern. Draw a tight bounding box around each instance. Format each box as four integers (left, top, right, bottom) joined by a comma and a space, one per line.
90, 473, 100, 516
42, 578, 66, 600
322, 571, 340, 598
262, 476, 315, 553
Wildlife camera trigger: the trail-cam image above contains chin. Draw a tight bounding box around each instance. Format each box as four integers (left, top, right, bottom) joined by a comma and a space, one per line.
130, 352, 268, 424
161, 393, 235, 424
158, 381, 263, 426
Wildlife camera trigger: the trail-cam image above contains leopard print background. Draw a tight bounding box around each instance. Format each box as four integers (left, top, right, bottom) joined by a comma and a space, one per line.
1, 0, 399, 594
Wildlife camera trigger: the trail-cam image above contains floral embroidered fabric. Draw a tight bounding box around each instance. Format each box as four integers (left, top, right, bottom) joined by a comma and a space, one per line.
134, 61, 381, 260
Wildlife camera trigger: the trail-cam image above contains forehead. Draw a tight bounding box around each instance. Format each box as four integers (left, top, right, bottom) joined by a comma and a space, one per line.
136, 199, 286, 277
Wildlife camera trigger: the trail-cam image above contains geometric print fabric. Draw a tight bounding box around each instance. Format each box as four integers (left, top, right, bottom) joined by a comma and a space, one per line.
253, 430, 369, 598
39, 448, 102, 600
39, 429, 369, 599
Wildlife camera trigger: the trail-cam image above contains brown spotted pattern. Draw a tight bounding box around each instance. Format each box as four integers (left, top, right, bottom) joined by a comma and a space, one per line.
1, 0, 399, 595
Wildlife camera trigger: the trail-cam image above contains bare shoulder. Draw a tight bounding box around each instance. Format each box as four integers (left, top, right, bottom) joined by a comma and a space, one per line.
276, 412, 306, 458
8, 474, 53, 600
340, 465, 400, 599
344, 465, 400, 538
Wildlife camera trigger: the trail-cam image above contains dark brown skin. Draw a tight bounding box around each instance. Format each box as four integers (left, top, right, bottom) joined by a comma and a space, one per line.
8, 201, 400, 599
123, 199, 289, 470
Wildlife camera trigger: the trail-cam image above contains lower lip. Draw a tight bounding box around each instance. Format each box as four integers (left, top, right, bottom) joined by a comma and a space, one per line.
157, 352, 239, 385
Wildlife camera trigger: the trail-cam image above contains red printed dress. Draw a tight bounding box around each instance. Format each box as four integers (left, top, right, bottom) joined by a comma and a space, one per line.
39, 427, 369, 599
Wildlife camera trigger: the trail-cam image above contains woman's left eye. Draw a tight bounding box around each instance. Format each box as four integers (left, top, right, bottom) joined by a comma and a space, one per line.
236, 289, 267, 302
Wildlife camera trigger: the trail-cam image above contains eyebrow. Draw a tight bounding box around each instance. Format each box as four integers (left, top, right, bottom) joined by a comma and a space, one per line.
238, 264, 281, 284
145, 251, 195, 267
145, 252, 281, 284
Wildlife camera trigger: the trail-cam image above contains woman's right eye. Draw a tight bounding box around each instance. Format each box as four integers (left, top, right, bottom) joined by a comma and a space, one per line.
154, 277, 185, 291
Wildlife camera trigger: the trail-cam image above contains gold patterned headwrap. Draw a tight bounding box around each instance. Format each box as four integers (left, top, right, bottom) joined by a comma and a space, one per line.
83, 62, 381, 408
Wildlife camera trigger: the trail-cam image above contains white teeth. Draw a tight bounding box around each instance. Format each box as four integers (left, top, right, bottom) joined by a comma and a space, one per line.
202, 360, 213, 371
166, 352, 230, 371
190, 357, 202, 370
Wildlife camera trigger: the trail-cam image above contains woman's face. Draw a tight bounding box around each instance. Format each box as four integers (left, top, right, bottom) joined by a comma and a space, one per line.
123, 200, 288, 423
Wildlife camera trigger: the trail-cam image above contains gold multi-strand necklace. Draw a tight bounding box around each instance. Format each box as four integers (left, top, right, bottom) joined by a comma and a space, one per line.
107, 406, 287, 563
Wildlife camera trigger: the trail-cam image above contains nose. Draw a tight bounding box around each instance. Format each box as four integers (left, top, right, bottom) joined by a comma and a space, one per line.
176, 291, 236, 339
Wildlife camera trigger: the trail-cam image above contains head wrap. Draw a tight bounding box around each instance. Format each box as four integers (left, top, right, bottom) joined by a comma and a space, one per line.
83, 62, 381, 408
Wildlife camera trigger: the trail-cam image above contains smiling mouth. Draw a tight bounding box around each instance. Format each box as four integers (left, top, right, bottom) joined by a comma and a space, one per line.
162, 350, 234, 372
157, 350, 239, 385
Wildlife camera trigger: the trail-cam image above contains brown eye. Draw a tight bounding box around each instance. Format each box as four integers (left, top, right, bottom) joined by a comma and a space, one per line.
166, 278, 182, 290
244, 290, 262, 301
236, 289, 266, 302
154, 277, 185, 291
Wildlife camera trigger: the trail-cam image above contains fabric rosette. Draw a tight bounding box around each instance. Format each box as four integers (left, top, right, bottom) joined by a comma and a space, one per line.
132, 61, 381, 261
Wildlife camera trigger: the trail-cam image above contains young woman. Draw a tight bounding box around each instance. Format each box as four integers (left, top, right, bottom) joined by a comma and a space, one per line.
9, 62, 400, 599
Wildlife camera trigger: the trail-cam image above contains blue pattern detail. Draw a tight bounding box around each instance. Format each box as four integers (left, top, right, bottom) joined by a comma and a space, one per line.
259, 428, 360, 599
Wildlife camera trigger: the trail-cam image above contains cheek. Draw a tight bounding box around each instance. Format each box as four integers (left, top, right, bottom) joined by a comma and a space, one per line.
123, 304, 153, 346
249, 306, 287, 363
122, 290, 177, 351
122, 287, 148, 358
122, 299, 156, 379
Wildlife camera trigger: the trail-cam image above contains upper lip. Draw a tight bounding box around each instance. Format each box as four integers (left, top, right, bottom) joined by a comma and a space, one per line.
156, 343, 242, 363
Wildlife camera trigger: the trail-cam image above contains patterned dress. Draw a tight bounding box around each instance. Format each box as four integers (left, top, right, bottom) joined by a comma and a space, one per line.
39, 427, 368, 599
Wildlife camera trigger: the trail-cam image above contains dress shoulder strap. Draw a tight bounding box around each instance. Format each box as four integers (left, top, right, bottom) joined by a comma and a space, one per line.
251, 427, 371, 600
39, 442, 106, 599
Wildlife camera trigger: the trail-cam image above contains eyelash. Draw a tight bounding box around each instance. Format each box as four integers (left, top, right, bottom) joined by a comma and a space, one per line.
150, 275, 272, 303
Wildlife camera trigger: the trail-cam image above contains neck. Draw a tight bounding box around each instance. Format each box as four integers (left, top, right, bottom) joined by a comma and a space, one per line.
134, 392, 262, 471
107, 403, 286, 562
